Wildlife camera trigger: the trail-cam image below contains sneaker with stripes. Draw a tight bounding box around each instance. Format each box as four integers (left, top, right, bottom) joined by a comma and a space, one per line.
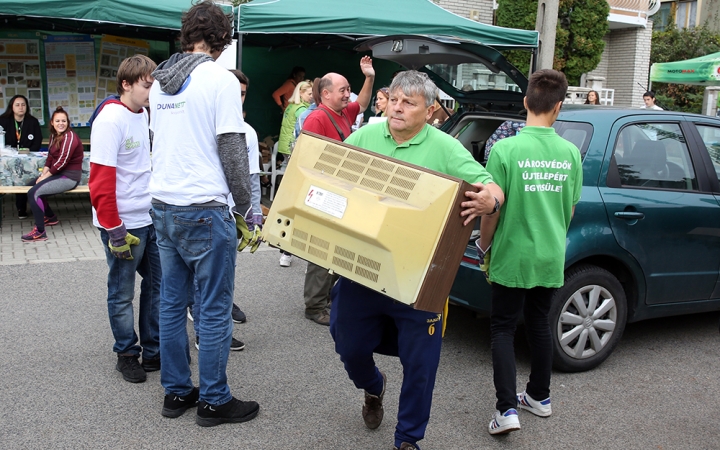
517, 391, 552, 417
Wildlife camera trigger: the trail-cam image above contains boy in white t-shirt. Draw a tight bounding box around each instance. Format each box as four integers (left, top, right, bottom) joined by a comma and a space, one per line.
89, 55, 160, 384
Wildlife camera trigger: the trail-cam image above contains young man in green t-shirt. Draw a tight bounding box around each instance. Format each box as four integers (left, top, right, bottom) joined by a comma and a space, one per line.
479, 69, 583, 435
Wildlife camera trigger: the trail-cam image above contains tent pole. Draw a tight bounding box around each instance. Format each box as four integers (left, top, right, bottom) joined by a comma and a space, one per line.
237, 33, 243, 71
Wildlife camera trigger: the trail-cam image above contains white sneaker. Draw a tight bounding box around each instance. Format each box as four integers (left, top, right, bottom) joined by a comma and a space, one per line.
517, 391, 552, 417
279, 253, 292, 267
488, 408, 520, 435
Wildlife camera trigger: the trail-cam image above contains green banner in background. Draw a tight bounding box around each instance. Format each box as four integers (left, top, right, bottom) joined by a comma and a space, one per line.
650, 52, 720, 86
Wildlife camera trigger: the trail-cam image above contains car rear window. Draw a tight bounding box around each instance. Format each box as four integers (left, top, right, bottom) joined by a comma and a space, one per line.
552, 121, 593, 159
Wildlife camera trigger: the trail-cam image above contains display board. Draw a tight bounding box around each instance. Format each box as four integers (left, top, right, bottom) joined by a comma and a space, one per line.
43, 35, 97, 126
0, 38, 45, 124
95, 35, 150, 103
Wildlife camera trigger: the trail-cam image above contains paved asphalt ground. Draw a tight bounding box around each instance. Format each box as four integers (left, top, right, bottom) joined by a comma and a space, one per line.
1, 194, 719, 449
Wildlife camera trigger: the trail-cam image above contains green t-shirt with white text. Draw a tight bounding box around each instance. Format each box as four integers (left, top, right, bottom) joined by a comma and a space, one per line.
485, 126, 582, 288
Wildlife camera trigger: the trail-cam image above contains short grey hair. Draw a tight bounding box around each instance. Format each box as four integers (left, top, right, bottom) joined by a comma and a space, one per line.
388, 71, 437, 108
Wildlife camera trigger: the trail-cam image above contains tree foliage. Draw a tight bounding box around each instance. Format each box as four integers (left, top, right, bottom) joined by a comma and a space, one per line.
497, 0, 609, 85
650, 24, 720, 113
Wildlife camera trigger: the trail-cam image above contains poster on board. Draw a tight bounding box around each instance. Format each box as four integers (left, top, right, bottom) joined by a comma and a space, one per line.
43, 35, 97, 127
0, 38, 45, 124
96, 35, 150, 104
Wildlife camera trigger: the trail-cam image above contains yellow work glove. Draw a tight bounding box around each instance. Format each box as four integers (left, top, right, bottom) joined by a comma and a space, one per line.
107, 224, 140, 260
234, 208, 262, 253
475, 238, 492, 285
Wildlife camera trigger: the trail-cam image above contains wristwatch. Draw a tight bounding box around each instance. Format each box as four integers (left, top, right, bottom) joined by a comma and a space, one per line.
488, 196, 500, 215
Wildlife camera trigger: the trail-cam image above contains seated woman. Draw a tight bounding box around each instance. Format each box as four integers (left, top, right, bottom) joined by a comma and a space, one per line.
585, 90, 600, 105
277, 80, 313, 158
0, 95, 44, 219
20, 107, 84, 242
0, 94, 43, 152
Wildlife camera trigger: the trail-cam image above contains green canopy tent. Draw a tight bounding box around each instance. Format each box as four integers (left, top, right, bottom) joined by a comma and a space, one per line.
0, 0, 233, 38
650, 52, 720, 86
0, 0, 233, 41
236, 0, 539, 50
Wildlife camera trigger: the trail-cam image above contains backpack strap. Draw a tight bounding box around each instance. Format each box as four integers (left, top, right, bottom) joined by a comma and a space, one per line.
319, 107, 347, 141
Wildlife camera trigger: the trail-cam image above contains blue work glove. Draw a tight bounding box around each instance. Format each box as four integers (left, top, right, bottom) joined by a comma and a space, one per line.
235, 207, 262, 253
107, 223, 140, 260
475, 239, 492, 284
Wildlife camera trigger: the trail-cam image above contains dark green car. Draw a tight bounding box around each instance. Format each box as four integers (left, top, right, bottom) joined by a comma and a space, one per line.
364, 35, 720, 372
448, 106, 720, 372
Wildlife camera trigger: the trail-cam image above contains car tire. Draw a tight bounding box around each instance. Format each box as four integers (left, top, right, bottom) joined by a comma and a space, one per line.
549, 264, 628, 372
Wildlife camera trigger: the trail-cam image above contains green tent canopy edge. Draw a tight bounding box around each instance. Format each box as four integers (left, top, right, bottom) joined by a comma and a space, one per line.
237, 0, 539, 49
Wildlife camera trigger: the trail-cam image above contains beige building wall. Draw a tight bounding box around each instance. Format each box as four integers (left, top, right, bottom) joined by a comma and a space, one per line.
433, 0, 495, 25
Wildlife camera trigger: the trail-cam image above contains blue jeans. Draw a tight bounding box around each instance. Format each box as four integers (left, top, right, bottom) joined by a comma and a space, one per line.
99, 224, 161, 358
150, 202, 237, 405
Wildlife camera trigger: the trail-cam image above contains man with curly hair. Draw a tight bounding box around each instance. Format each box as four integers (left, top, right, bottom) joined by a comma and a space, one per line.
148, 0, 259, 427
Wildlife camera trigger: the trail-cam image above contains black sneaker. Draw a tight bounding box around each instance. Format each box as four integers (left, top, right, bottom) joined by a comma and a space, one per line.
141, 355, 161, 372
162, 387, 200, 418
393, 443, 418, 450
230, 337, 245, 351
232, 303, 247, 323
196, 337, 245, 351
363, 371, 386, 429
196, 397, 259, 427
116, 354, 146, 383
18, 211, 28, 220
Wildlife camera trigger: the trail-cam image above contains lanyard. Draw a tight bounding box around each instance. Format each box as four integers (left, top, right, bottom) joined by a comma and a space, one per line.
15, 119, 23, 142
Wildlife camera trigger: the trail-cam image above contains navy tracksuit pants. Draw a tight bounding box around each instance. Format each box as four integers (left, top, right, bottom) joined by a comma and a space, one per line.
329, 278, 443, 448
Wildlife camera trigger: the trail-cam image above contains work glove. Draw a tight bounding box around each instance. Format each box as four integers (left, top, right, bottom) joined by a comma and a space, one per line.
107, 223, 140, 260
475, 239, 492, 284
252, 213, 264, 229
235, 207, 262, 253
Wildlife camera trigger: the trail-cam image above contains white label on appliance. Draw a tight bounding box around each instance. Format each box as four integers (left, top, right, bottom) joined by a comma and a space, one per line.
304, 185, 347, 219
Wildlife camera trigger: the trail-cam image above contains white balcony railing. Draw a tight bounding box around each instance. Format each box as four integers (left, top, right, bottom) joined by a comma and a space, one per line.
607, 0, 660, 28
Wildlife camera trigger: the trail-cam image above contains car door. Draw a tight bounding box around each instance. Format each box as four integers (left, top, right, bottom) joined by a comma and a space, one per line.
599, 116, 720, 304
684, 121, 720, 297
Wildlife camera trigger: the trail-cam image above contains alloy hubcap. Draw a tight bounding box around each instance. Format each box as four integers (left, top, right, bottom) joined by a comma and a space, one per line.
557, 284, 617, 360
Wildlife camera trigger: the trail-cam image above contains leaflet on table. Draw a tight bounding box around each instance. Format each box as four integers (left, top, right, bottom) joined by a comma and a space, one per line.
0, 37, 46, 124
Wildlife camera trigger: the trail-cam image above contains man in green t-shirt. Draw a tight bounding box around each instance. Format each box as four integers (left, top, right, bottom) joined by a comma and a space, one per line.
480, 69, 583, 435
332, 70, 504, 450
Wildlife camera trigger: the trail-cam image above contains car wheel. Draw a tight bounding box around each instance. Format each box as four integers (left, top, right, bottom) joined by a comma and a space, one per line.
549, 264, 627, 372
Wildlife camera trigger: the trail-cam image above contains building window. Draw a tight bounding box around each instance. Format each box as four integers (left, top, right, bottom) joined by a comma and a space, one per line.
676, 1, 697, 29
651, 3, 672, 32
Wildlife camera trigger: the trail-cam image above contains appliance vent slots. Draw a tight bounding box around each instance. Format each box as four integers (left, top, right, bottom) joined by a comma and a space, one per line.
291, 239, 307, 251
355, 266, 379, 283
293, 229, 308, 240
308, 246, 328, 261
334, 246, 356, 260
332, 256, 354, 272
324, 144, 347, 157
310, 235, 330, 250
315, 148, 422, 202
357, 255, 382, 271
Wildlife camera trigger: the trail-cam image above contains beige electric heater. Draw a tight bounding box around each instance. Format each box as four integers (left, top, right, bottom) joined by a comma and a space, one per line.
262, 131, 476, 313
